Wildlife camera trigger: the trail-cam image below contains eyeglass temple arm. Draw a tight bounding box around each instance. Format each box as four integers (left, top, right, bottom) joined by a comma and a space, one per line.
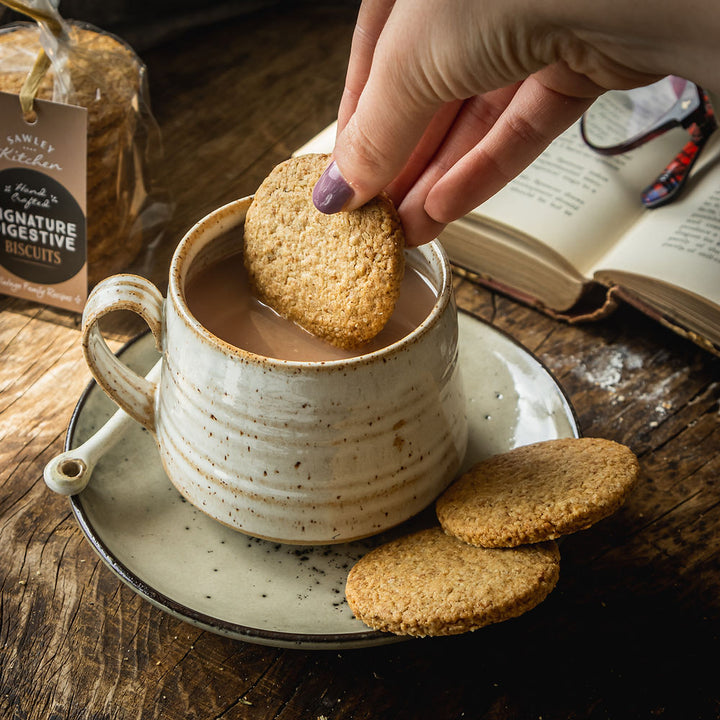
641, 115, 718, 209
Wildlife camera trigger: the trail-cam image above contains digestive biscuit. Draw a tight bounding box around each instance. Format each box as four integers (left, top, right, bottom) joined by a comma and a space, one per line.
345, 527, 560, 637
436, 437, 640, 548
243, 153, 405, 349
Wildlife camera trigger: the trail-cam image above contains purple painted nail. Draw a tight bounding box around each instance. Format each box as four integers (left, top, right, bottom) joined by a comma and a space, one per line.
312, 160, 354, 214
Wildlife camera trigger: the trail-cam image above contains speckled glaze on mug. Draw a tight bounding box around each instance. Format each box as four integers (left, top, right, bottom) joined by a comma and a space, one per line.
81, 196, 467, 544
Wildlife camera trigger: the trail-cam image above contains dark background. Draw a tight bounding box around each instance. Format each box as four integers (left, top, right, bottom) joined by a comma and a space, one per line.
2, 0, 301, 51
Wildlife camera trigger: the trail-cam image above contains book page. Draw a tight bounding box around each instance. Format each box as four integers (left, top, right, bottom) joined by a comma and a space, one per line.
592, 137, 720, 304
474, 122, 686, 274
441, 216, 588, 309
295, 122, 337, 155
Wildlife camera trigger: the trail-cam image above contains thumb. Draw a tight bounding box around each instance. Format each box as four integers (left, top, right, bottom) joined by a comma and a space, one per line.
313, 32, 442, 213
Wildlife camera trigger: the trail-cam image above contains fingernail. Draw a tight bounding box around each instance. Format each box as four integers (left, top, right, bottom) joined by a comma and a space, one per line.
312, 160, 354, 214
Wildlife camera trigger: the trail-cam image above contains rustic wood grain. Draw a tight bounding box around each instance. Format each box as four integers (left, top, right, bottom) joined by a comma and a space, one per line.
1, 2, 719, 719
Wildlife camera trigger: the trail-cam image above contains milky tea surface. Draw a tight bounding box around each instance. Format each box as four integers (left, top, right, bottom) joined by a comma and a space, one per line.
185, 252, 438, 361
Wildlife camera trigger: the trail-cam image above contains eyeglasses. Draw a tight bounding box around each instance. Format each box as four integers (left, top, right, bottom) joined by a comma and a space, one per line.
580, 77, 717, 208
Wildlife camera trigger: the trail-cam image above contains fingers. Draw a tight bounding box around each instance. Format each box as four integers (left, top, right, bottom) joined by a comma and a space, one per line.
314, 2, 609, 239
315, 89, 441, 215
337, 0, 396, 133
314, 0, 450, 215
423, 73, 594, 224
397, 85, 521, 245
384, 100, 464, 204
397, 210, 446, 249
392, 71, 594, 246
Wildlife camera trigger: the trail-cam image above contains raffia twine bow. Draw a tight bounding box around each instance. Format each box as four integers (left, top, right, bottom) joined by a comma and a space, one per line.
0, 0, 66, 121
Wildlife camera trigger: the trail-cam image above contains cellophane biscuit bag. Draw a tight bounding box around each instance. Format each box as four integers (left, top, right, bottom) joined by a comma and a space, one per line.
0, 0, 172, 291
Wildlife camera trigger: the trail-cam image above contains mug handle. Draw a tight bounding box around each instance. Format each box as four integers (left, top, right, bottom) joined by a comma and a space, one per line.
81, 274, 164, 432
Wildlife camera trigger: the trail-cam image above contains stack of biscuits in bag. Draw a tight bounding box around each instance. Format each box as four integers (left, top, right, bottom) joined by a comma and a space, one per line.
0, 20, 166, 285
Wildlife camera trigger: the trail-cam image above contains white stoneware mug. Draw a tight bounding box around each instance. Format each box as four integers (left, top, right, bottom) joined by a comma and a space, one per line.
81, 196, 467, 544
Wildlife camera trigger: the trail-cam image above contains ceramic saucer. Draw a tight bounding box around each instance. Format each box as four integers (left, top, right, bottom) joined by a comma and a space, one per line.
67, 311, 579, 649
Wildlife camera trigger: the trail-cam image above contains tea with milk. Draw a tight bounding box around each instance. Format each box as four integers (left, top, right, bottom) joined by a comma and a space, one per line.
185, 251, 437, 361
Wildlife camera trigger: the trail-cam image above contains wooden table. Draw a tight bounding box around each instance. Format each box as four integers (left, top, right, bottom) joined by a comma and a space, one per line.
2, 3, 719, 718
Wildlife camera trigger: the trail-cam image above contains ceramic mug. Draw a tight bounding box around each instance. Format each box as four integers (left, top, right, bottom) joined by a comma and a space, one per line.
81, 196, 468, 544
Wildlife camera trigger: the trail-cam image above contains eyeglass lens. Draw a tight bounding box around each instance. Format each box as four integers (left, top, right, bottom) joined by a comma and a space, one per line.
582, 77, 698, 150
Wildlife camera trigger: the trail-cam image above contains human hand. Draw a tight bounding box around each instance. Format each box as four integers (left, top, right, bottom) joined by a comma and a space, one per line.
312, 0, 715, 245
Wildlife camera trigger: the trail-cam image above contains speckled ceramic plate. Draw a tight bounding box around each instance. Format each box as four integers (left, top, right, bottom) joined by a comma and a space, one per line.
67, 311, 579, 649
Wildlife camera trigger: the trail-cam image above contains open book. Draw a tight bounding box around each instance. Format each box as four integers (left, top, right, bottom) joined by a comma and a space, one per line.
297, 121, 720, 356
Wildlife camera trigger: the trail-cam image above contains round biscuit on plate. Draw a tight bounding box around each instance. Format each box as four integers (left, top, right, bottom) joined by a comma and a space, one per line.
243, 153, 405, 349
345, 527, 560, 637
436, 437, 640, 548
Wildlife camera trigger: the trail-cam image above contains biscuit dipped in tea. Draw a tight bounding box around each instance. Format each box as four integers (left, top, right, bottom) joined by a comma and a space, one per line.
243, 154, 406, 349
